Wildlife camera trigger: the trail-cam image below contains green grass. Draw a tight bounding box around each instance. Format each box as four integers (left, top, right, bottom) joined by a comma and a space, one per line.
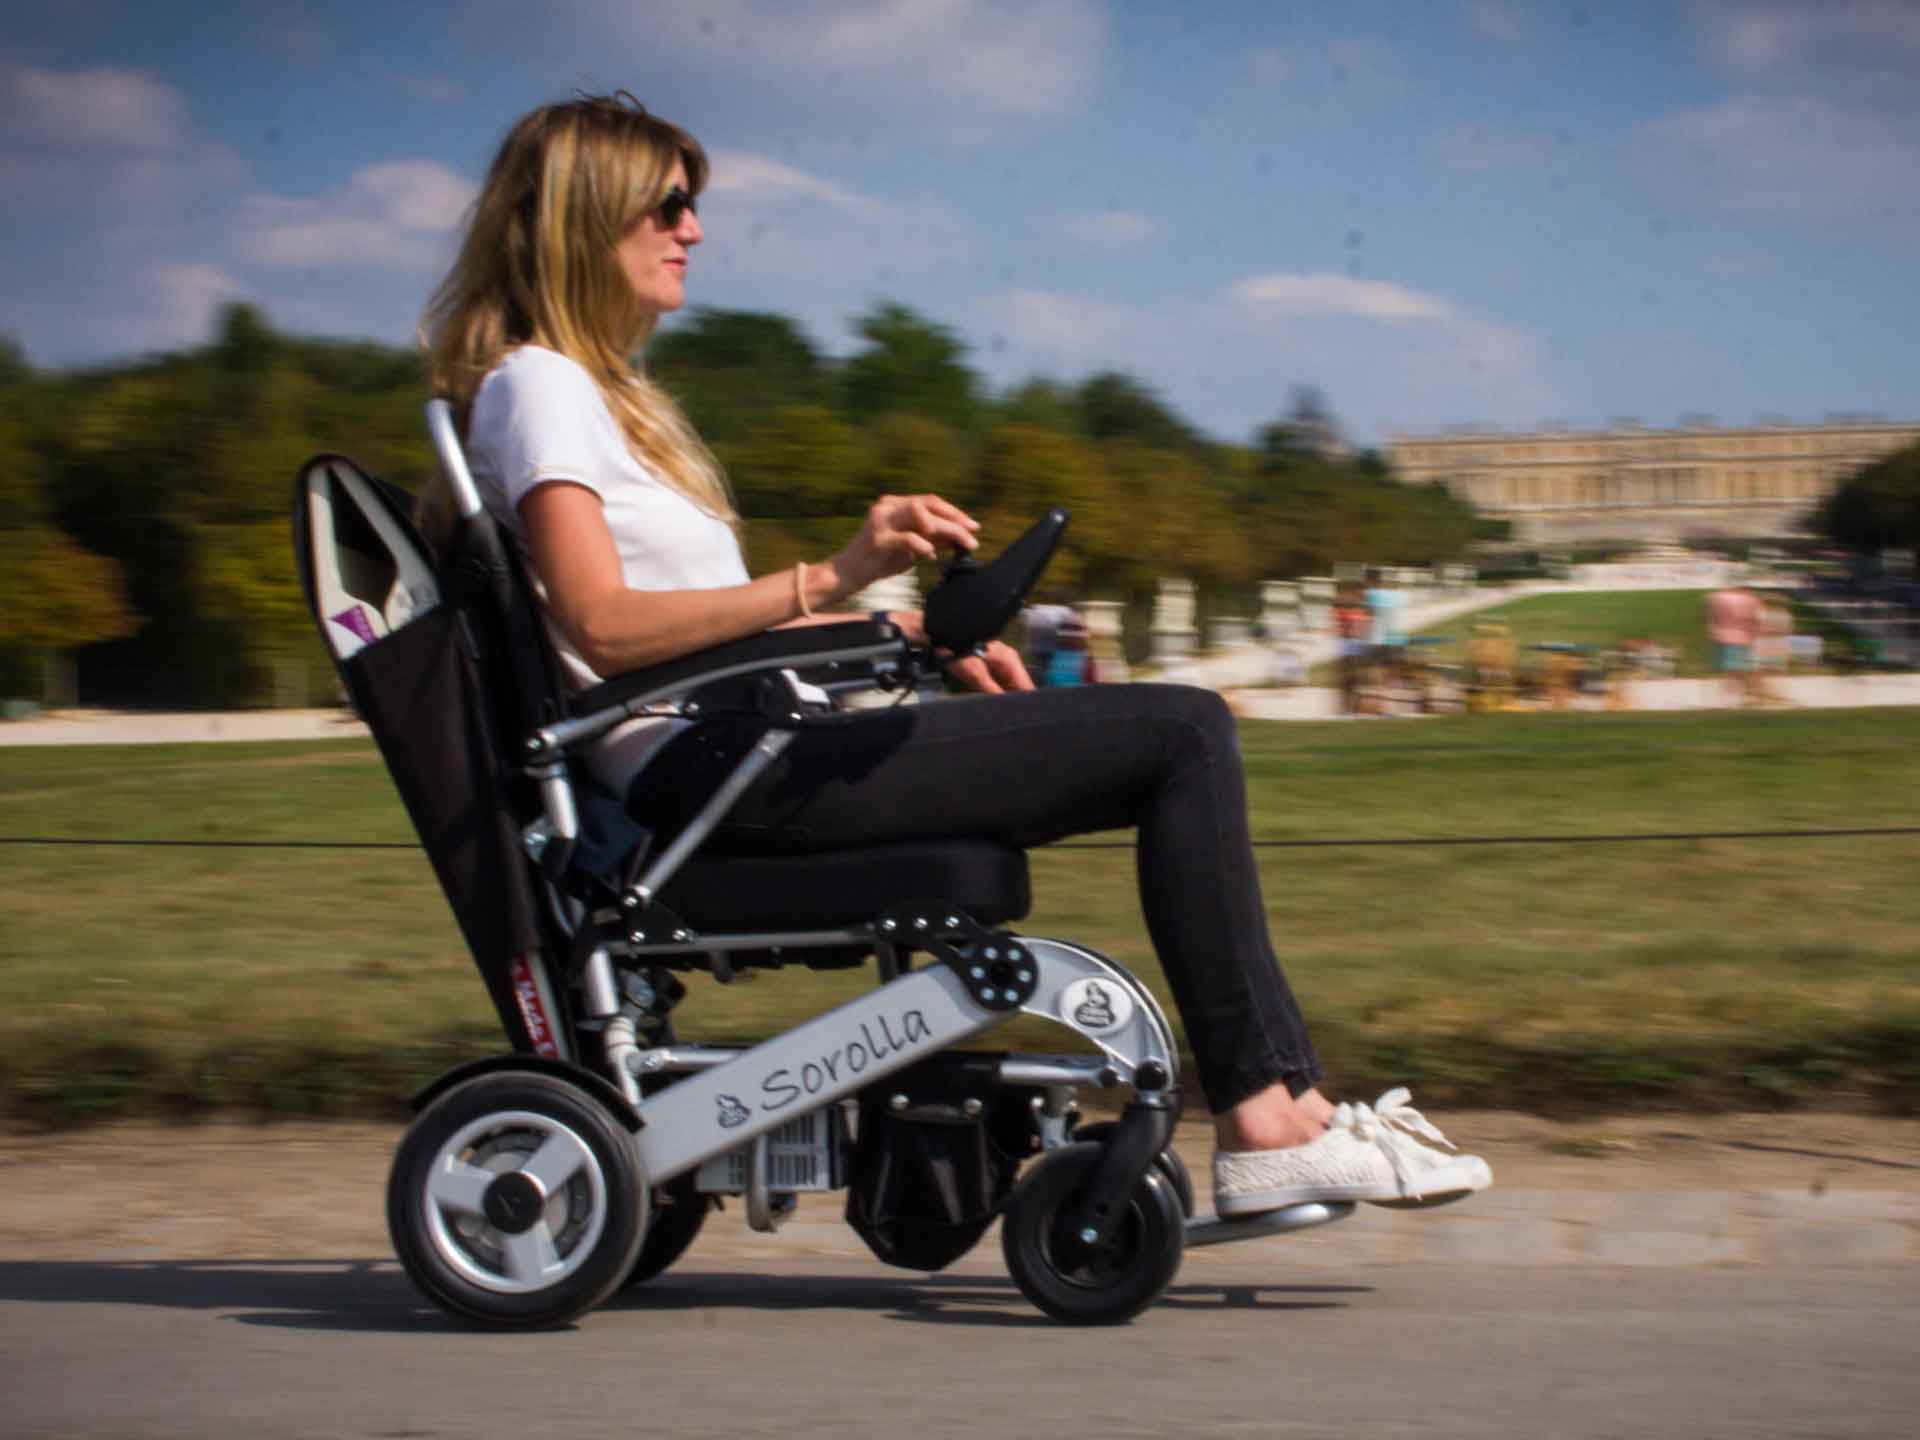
1411, 587, 1898, 678
3, 710, 1918, 1124
1414, 589, 1719, 673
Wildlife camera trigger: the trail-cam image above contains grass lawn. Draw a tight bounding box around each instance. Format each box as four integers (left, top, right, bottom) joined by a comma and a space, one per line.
2, 708, 1917, 1124
1413, 589, 1719, 674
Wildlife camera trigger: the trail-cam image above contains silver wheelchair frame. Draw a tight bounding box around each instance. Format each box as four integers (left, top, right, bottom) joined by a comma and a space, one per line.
295, 403, 1349, 1331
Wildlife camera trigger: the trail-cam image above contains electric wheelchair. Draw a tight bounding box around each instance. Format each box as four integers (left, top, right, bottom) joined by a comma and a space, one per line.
290, 402, 1351, 1330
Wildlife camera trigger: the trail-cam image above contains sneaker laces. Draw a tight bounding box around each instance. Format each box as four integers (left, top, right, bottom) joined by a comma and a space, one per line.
1339, 1087, 1461, 1196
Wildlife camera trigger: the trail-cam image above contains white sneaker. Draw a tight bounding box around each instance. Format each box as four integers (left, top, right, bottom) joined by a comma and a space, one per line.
1212, 1088, 1493, 1218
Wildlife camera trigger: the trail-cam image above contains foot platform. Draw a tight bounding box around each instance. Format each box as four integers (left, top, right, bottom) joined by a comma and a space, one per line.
1184, 1200, 1356, 1248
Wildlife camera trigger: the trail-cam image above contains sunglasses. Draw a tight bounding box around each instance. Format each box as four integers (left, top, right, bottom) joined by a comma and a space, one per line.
656, 185, 697, 228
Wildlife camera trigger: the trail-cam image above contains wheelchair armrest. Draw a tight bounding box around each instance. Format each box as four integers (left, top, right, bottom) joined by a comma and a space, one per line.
569, 619, 909, 720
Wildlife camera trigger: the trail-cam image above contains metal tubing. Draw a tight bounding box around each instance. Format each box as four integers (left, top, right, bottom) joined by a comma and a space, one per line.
424, 399, 484, 520
580, 947, 621, 1019
602, 1014, 642, 1109
632, 729, 793, 904
620, 928, 872, 954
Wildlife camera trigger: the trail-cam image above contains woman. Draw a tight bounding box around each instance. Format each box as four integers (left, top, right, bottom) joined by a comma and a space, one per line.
422, 93, 1490, 1218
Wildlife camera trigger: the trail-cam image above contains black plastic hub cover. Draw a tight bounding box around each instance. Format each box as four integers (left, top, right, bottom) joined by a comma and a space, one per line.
482, 1171, 547, 1234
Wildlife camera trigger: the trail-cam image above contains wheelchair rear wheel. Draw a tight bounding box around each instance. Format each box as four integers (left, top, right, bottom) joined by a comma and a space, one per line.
388, 1071, 647, 1329
1000, 1140, 1184, 1325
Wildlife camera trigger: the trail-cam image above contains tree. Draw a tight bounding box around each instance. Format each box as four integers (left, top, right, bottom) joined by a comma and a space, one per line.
1819, 442, 1920, 553
0, 334, 29, 386
996, 378, 1078, 434
862, 413, 967, 503
719, 404, 868, 521
1074, 372, 1205, 457
215, 301, 277, 374
649, 309, 830, 446
970, 423, 1113, 592
839, 303, 982, 434
0, 527, 139, 702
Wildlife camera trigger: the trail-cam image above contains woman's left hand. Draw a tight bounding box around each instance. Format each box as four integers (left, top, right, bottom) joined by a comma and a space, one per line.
946, 639, 1033, 695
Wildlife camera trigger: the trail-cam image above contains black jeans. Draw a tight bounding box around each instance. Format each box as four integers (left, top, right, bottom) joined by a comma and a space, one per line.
633, 683, 1321, 1113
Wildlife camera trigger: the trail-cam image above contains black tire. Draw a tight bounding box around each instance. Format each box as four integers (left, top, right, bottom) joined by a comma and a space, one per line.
1070, 1120, 1196, 1217
623, 1172, 710, 1288
388, 1071, 647, 1329
1000, 1140, 1184, 1325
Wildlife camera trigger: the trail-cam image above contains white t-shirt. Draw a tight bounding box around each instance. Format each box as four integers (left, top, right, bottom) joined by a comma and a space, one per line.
465, 344, 750, 792
466, 344, 748, 689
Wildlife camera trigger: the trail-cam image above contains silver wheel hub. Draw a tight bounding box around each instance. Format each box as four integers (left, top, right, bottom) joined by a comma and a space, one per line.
420, 1109, 609, 1295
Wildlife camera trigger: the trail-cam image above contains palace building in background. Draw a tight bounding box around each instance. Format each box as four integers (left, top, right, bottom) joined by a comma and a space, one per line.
1386, 416, 1920, 547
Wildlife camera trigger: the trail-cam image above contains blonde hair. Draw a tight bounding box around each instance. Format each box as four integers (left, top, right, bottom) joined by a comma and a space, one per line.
421, 92, 734, 540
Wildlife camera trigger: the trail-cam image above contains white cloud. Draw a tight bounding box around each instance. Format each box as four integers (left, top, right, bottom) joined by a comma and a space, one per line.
0, 60, 243, 212
1704, 0, 1920, 71
0, 61, 191, 154
705, 150, 897, 224
1641, 94, 1920, 216
150, 263, 250, 345
696, 146, 971, 291
976, 276, 1555, 443
1230, 273, 1458, 324
239, 161, 476, 269
593, 0, 1109, 127
1059, 211, 1154, 249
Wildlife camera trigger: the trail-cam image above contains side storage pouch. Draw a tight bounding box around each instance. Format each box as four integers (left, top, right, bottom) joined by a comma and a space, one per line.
340, 610, 544, 1052
293, 453, 544, 1053
845, 1054, 1038, 1273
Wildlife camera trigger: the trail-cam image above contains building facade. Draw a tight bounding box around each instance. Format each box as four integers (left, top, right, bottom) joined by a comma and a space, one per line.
1386, 418, 1920, 547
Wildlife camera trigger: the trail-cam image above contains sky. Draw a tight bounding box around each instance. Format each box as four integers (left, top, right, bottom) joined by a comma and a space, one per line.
3, 0, 1917, 449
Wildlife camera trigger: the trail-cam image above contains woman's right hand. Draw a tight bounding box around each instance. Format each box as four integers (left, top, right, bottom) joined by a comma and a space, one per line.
831, 493, 980, 593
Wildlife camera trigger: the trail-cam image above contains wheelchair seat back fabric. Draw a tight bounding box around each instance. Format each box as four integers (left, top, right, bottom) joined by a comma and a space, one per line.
292, 455, 549, 1053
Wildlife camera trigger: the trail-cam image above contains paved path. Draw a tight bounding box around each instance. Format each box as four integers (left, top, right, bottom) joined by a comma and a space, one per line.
2, 1115, 1917, 1438
4, 1260, 1916, 1438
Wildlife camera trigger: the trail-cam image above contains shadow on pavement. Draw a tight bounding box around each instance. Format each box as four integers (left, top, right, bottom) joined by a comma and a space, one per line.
0, 1258, 1371, 1332
0, 1257, 435, 1332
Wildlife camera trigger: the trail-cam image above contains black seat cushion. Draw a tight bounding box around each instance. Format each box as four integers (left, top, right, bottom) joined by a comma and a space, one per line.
657, 839, 1030, 933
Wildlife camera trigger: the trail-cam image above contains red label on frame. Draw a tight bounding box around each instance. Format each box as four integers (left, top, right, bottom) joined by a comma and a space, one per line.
509, 954, 560, 1058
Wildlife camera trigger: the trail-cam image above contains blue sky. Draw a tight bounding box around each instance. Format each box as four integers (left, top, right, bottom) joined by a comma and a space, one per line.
4, 0, 1916, 447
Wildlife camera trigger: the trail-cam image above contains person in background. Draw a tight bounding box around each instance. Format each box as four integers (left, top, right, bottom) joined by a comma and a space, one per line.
1022, 590, 1073, 686
1332, 582, 1371, 715
1041, 606, 1094, 687
1363, 568, 1408, 712
1754, 591, 1793, 705
1704, 583, 1763, 706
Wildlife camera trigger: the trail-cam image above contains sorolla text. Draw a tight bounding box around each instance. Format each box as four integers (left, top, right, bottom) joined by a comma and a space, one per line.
759, 1008, 933, 1112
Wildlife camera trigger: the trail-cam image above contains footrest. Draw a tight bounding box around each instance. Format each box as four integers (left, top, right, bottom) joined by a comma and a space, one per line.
1184, 1201, 1356, 1248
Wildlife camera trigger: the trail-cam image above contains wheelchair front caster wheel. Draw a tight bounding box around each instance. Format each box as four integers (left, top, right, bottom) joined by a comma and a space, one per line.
388, 1072, 647, 1329
1001, 1140, 1184, 1325
1070, 1120, 1195, 1217
623, 1172, 710, 1288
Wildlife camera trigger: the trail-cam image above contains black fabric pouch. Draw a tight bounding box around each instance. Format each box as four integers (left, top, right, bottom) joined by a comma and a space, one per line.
845, 1054, 1038, 1272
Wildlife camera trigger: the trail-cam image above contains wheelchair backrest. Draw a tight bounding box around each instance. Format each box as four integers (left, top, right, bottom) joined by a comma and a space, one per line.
292, 452, 555, 1054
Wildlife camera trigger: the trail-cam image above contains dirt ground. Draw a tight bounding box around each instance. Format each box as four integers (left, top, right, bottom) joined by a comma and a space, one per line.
2, 1111, 1916, 1263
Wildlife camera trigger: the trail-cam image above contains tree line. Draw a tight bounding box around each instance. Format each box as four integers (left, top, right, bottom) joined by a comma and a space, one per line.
1, 300, 1492, 707
1817, 441, 1920, 562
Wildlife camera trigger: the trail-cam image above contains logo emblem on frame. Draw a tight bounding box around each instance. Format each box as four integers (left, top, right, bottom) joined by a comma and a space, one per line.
1059, 977, 1133, 1035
